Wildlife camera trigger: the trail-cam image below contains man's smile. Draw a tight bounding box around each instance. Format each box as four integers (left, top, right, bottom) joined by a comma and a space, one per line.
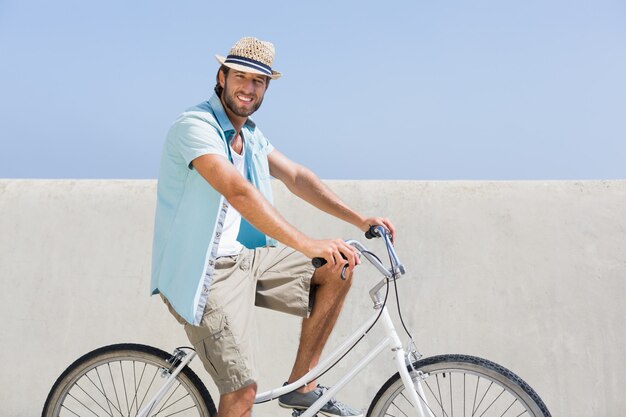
237, 94, 254, 103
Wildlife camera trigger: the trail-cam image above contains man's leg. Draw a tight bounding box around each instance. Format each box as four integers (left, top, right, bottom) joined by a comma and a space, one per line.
287, 266, 353, 391
217, 383, 257, 417
255, 247, 361, 416
161, 253, 261, 417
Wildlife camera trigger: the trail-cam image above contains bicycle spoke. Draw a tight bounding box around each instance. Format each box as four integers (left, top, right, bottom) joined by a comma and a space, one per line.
498, 398, 518, 417
157, 393, 193, 416
96, 367, 115, 417
164, 393, 192, 412
412, 383, 442, 417
449, 373, 453, 417
130, 360, 138, 416
84, 371, 124, 416
476, 387, 504, 417
119, 360, 131, 416
154, 383, 189, 415
463, 374, 467, 417
471, 376, 480, 417
129, 360, 148, 414
68, 388, 111, 417
473, 380, 494, 416
436, 375, 444, 416
61, 403, 85, 417
137, 365, 160, 412
390, 392, 410, 417
423, 378, 451, 417
161, 404, 197, 417
107, 363, 123, 416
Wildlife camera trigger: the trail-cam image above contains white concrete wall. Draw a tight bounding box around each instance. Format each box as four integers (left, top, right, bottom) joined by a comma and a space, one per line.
1, 179, 624, 417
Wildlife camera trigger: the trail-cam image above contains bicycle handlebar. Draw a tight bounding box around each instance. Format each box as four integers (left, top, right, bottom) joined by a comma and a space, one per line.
311, 225, 405, 279
311, 226, 385, 268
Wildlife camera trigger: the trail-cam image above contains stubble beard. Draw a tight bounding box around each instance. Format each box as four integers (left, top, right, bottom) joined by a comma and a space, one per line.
222, 80, 264, 118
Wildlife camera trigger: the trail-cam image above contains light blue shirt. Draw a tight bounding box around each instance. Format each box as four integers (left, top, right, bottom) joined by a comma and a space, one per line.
151, 93, 277, 325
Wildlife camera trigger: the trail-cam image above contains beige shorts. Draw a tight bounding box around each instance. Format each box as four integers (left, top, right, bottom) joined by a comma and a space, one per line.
162, 245, 316, 394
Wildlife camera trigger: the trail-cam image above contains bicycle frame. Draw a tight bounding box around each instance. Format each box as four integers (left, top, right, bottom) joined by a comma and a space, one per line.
255, 304, 430, 417
254, 233, 431, 417
137, 227, 434, 417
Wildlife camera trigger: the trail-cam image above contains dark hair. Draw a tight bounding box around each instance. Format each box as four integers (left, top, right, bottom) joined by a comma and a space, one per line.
213, 65, 271, 97
214, 65, 230, 97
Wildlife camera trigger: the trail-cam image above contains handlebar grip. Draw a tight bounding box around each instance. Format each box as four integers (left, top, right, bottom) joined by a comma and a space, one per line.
312, 251, 349, 268
311, 257, 349, 280
365, 225, 384, 239
312, 257, 327, 268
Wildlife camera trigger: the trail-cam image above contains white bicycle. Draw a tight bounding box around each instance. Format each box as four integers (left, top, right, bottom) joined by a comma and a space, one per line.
42, 226, 551, 417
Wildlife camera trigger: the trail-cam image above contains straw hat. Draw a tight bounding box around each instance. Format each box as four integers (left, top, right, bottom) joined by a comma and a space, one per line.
215, 37, 282, 80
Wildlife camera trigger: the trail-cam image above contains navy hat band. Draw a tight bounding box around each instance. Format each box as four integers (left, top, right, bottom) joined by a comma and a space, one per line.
224, 55, 273, 76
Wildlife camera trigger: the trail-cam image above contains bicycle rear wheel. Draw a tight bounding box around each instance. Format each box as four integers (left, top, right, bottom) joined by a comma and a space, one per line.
367, 354, 550, 417
42, 343, 217, 417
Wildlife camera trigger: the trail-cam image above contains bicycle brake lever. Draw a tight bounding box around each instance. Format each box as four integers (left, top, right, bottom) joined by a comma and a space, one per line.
313, 258, 350, 280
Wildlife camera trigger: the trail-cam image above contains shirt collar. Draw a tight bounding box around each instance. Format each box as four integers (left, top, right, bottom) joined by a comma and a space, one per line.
208, 93, 256, 136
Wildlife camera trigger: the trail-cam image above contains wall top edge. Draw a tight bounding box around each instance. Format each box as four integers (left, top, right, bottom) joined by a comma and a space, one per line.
1, 178, 625, 184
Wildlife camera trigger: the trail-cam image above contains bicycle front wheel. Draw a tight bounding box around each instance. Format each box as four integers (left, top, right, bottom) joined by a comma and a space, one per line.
367, 354, 550, 417
42, 343, 217, 417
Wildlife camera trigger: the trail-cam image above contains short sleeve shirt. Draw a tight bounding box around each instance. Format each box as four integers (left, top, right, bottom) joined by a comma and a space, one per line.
151, 93, 276, 325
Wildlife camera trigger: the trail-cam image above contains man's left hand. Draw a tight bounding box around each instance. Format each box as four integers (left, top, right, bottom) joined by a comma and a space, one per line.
361, 217, 396, 243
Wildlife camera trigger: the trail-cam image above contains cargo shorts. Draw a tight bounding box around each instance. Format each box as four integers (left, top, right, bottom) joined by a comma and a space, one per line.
162, 245, 316, 394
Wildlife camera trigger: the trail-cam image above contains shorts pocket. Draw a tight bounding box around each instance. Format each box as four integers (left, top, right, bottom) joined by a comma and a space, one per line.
214, 255, 239, 270
188, 307, 240, 380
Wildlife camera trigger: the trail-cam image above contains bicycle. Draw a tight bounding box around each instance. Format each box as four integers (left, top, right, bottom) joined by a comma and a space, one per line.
41, 226, 551, 417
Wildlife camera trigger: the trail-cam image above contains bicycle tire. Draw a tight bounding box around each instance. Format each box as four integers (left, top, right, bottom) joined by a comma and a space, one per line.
367, 354, 551, 417
42, 343, 217, 417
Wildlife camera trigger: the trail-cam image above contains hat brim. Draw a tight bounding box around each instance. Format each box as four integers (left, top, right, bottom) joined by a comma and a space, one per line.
215, 55, 281, 80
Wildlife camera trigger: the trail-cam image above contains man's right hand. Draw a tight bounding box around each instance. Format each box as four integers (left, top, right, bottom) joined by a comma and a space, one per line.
302, 238, 360, 272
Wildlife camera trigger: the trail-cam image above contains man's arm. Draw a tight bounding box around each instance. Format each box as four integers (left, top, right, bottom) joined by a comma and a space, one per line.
192, 154, 359, 269
268, 149, 396, 242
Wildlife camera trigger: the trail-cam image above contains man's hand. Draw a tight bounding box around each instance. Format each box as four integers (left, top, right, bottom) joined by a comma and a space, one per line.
302, 238, 360, 272
361, 217, 396, 243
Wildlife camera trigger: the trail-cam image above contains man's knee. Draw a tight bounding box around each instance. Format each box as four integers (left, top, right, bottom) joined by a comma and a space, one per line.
224, 382, 257, 399
219, 382, 257, 412
311, 266, 354, 287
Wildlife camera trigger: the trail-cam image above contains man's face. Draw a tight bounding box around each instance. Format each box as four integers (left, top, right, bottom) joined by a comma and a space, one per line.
220, 70, 268, 118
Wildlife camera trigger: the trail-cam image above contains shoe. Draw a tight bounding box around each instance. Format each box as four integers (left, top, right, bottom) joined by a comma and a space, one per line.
278, 383, 363, 417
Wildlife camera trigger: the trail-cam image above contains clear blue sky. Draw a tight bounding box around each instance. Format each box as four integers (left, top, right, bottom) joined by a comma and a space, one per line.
1, 0, 624, 179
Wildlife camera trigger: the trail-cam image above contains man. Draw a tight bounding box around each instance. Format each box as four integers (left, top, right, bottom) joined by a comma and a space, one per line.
151, 37, 395, 417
